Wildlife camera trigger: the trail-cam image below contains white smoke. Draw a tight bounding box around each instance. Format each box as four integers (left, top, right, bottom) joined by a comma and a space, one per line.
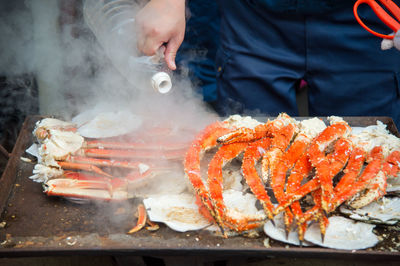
0, 0, 217, 122
2, 0, 219, 199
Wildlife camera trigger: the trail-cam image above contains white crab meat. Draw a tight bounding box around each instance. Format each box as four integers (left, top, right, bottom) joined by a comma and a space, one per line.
328, 116, 345, 124
299, 117, 327, 139
223, 189, 266, 222
143, 193, 212, 232
29, 164, 63, 183
224, 114, 262, 129
223, 169, 244, 191
340, 197, 400, 225
44, 178, 129, 201
304, 216, 379, 250
38, 129, 84, 161
346, 170, 387, 209
263, 212, 312, 246
351, 121, 400, 157
205, 190, 267, 233
72, 110, 142, 138
34, 118, 76, 133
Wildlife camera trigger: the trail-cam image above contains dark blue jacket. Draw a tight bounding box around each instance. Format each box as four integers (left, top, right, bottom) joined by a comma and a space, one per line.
253, 0, 351, 14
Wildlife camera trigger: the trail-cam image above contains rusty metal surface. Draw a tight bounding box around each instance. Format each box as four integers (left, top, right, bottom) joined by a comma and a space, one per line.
0, 116, 399, 259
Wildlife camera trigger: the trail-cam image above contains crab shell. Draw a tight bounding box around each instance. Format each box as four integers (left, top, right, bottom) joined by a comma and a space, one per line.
304, 216, 379, 250
340, 197, 400, 225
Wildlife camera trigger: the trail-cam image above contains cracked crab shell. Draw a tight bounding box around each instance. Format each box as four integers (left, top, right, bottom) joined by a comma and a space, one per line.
340, 197, 400, 225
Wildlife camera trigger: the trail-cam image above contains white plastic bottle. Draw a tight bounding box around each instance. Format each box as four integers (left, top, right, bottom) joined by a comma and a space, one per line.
83, 0, 172, 94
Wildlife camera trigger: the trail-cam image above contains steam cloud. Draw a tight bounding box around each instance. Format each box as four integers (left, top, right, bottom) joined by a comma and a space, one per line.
1, 0, 219, 202
1, 0, 218, 130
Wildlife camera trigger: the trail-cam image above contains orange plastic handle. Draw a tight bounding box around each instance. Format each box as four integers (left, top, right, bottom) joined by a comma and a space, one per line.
354, 0, 400, 39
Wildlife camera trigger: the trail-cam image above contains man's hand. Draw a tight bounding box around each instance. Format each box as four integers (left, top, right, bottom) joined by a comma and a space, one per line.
135, 0, 186, 70
381, 30, 400, 51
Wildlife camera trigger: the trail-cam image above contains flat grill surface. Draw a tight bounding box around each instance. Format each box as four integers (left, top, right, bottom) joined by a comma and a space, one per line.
0, 116, 399, 259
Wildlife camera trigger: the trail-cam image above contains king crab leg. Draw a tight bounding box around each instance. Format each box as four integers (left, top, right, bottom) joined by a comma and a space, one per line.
217, 113, 295, 145
283, 154, 313, 240
382, 150, 400, 178
184, 121, 234, 228
44, 178, 126, 201
307, 121, 352, 212
342, 146, 385, 209
64, 155, 153, 177
273, 138, 352, 216
266, 125, 312, 233
208, 142, 265, 234
241, 138, 274, 219
77, 148, 185, 161
238, 116, 298, 223
84, 139, 190, 151
57, 161, 114, 178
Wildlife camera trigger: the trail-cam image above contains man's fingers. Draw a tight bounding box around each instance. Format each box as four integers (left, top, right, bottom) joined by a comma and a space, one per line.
138, 36, 164, 56
394, 30, 400, 50
164, 35, 183, 70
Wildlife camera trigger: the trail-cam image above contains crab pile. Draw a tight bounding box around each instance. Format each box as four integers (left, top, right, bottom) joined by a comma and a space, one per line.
183, 113, 400, 241
28, 116, 191, 201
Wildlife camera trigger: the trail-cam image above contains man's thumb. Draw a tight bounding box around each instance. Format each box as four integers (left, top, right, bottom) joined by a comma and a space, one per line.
164, 36, 182, 70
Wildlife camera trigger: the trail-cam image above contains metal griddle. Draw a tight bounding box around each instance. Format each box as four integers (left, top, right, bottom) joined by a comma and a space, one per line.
0, 116, 399, 260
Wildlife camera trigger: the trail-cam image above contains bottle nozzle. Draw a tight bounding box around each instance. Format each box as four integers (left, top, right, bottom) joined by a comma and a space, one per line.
151, 72, 172, 94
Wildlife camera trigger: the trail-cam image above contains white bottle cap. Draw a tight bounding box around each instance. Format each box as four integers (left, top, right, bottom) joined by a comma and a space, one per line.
151, 72, 172, 94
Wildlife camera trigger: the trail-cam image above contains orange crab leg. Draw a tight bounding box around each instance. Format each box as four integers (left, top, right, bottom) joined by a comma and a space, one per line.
308, 120, 352, 211
208, 142, 264, 233
195, 194, 215, 222
242, 138, 274, 219
274, 138, 351, 218
319, 147, 366, 212
80, 148, 185, 160
63, 171, 110, 180
273, 177, 319, 216
62, 171, 128, 196
145, 220, 160, 231
217, 126, 269, 145
275, 144, 363, 217
44, 178, 125, 200
332, 147, 366, 195
307, 122, 352, 165
184, 121, 233, 224
262, 124, 298, 232
296, 189, 328, 241
317, 138, 352, 212
337, 146, 387, 210
84, 140, 190, 151
284, 153, 313, 235
382, 150, 400, 178
318, 211, 330, 242
262, 123, 297, 186
270, 129, 315, 226
57, 161, 114, 178
128, 204, 147, 234
217, 113, 293, 144
65, 155, 150, 170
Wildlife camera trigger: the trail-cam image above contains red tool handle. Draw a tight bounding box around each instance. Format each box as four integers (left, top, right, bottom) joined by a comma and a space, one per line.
354, 0, 400, 39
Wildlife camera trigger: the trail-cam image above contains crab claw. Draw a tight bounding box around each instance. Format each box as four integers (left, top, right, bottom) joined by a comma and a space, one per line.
128, 204, 147, 234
